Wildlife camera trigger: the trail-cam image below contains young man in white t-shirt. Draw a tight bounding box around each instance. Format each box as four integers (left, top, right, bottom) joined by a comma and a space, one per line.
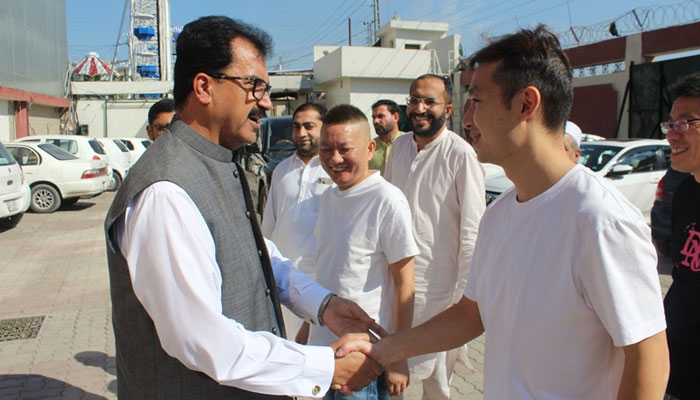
310, 104, 418, 399
335, 25, 669, 399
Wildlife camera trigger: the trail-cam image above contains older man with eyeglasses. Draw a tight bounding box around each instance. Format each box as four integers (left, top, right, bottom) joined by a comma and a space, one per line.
383, 74, 486, 399
661, 71, 700, 400
104, 16, 384, 400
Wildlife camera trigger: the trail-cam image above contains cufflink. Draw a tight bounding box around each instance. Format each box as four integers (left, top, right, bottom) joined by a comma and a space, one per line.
312, 385, 321, 395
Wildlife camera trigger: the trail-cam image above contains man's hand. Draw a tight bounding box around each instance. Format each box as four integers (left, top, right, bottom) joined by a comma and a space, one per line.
334, 334, 387, 365
384, 360, 410, 396
331, 343, 383, 393
323, 296, 389, 338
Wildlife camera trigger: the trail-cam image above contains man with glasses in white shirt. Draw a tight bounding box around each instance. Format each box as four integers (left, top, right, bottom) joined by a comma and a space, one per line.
263, 102, 333, 344
384, 73, 486, 399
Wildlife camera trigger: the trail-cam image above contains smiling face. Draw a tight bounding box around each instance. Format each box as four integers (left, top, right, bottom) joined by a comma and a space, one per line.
292, 109, 323, 161
211, 37, 272, 150
667, 95, 700, 176
465, 61, 519, 164
408, 77, 453, 139
319, 120, 375, 191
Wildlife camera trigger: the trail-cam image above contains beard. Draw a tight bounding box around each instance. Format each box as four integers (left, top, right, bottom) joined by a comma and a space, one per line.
294, 138, 318, 158
410, 110, 446, 138
374, 122, 392, 137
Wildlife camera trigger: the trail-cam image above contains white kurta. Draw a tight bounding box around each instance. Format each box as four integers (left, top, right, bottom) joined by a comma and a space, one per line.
262, 154, 332, 276
115, 181, 335, 398
385, 128, 486, 378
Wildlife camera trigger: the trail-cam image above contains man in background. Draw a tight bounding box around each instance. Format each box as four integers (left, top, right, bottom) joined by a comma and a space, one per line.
384, 74, 486, 399
662, 71, 700, 400
369, 99, 404, 175
564, 120, 582, 163
146, 98, 175, 141
262, 102, 333, 343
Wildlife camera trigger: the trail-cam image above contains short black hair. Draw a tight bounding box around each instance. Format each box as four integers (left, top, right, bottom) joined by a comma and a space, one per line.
670, 72, 700, 99
173, 16, 272, 109
469, 24, 572, 131
148, 98, 175, 124
323, 104, 368, 126
293, 102, 327, 119
371, 99, 400, 115
410, 74, 453, 104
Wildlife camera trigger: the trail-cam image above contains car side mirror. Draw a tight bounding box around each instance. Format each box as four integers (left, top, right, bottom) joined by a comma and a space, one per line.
607, 164, 633, 177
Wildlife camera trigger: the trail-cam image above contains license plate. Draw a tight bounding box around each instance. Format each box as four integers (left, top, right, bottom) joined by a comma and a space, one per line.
6, 199, 18, 212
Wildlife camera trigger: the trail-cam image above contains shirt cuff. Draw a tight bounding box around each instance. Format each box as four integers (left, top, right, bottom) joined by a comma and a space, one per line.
301, 345, 335, 397
301, 284, 331, 325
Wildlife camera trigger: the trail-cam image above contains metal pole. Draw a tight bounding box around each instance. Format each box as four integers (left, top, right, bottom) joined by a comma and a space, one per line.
348, 18, 352, 46
373, 0, 380, 43
110, 0, 130, 81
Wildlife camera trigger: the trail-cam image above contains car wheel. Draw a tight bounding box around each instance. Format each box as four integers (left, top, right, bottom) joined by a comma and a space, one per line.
107, 172, 122, 192
0, 213, 23, 229
61, 197, 80, 207
30, 184, 61, 213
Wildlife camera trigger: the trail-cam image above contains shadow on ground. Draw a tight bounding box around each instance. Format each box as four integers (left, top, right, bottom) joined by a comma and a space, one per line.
0, 374, 107, 399
75, 351, 117, 394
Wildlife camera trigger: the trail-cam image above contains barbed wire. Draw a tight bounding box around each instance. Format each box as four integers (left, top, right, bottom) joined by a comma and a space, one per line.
557, 0, 700, 48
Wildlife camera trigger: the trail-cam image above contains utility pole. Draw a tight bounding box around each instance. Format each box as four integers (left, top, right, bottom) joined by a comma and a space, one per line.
372, 0, 380, 44
348, 18, 352, 46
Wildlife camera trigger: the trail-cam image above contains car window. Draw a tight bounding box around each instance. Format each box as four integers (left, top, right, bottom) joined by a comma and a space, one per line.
267, 118, 294, 148
615, 146, 660, 173
47, 139, 79, 154
579, 145, 623, 172
89, 139, 106, 155
142, 140, 151, 148
38, 143, 78, 160
120, 139, 134, 150
0, 143, 17, 166
7, 146, 40, 166
112, 139, 130, 152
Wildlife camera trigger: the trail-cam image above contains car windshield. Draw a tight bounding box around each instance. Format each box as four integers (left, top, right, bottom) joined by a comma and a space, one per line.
0, 143, 17, 166
579, 144, 623, 172
120, 139, 134, 150
142, 140, 151, 148
265, 118, 294, 148
89, 139, 106, 155
39, 143, 78, 160
112, 139, 130, 152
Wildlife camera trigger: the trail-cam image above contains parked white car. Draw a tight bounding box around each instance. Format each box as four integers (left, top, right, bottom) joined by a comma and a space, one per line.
116, 137, 151, 164
97, 138, 131, 191
0, 142, 31, 228
484, 139, 670, 222
5, 142, 110, 213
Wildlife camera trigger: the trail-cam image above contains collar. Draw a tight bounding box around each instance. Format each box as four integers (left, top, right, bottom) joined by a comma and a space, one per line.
168, 118, 233, 163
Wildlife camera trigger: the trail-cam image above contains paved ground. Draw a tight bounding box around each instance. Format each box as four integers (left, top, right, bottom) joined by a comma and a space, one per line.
0, 192, 673, 399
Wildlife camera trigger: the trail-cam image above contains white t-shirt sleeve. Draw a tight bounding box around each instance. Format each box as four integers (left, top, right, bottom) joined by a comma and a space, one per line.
576, 218, 666, 347
119, 181, 334, 397
379, 196, 419, 264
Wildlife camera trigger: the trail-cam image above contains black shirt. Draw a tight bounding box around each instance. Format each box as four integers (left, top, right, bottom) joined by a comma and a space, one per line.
664, 176, 700, 399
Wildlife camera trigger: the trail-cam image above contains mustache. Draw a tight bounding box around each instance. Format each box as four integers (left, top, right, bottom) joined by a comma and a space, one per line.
248, 107, 266, 120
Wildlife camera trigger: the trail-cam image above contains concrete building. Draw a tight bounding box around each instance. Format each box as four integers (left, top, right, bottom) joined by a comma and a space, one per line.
0, 0, 70, 142
312, 19, 461, 135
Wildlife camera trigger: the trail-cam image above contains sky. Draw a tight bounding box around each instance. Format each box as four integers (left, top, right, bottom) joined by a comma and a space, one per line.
66, 0, 691, 69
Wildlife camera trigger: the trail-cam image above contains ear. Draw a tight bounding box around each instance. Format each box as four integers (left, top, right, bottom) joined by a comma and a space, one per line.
191, 73, 214, 105
392, 112, 400, 124
368, 138, 376, 158
516, 86, 541, 121
445, 103, 454, 119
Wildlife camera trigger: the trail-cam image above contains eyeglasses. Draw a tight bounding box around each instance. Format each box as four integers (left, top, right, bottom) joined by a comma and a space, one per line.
660, 118, 700, 135
406, 96, 444, 108
207, 73, 272, 100
150, 123, 169, 132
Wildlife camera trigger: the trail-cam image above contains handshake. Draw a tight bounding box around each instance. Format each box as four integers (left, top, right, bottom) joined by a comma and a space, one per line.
322, 296, 407, 396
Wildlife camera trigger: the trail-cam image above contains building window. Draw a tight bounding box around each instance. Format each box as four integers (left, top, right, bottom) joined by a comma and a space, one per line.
405, 44, 420, 50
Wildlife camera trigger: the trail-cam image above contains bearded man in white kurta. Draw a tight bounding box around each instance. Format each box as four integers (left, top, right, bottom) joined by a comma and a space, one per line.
385, 74, 486, 399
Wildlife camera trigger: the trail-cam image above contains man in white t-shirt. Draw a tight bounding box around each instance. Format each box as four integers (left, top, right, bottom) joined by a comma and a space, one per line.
311, 104, 418, 399
262, 102, 333, 343
336, 25, 669, 400
384, 73, 486, 399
